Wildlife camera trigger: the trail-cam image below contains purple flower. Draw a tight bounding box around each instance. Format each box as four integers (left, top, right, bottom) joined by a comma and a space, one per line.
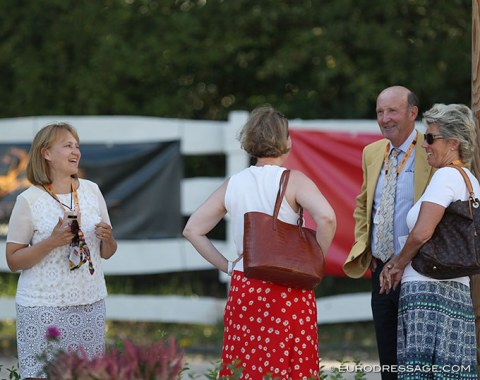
46, 326, 61, 341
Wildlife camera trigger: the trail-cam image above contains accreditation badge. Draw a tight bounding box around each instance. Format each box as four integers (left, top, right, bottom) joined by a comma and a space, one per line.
69, 244, 81, 268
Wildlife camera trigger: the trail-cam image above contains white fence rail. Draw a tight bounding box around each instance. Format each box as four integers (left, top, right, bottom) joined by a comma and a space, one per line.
0, 113, 380, 324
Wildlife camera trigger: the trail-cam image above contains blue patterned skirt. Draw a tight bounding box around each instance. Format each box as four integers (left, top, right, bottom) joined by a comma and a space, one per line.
398, 281, 477, 379
16, 299, 106, 379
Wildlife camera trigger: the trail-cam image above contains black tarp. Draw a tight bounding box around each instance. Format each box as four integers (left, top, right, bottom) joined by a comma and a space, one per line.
0, 141, 182, 240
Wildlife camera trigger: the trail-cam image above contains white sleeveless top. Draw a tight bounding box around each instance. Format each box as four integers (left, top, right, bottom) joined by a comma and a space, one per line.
7, 179, 110, 307
224, 165, 299, 272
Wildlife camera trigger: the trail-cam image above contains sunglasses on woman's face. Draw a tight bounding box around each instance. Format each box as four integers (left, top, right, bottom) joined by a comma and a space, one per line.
424, 133, 444, 145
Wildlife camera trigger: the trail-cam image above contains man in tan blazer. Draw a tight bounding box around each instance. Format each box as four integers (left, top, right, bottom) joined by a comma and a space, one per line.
344, 86, 434, 380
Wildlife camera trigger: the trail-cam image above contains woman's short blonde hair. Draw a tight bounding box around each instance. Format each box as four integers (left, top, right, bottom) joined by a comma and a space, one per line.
26, 122, 80, 185
239, 105, 290, 158
422, 103, 478, 165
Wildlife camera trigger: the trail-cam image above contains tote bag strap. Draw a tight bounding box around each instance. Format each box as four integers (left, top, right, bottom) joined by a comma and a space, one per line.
272, 169, 305, 233
273, 169, 290, 222
447, 164, 480, 212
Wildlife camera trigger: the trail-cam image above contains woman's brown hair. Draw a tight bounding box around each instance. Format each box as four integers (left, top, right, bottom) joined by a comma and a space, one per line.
26, 122, 80, 185
239, 105, 290, 158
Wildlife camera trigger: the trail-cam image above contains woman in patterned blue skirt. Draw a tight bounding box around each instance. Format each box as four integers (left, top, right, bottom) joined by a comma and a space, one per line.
6, 123, 117, 379
379, 104, 478, 379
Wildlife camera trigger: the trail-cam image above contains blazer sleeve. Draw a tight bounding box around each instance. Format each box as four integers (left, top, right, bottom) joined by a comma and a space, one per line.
343, 147, 373, 278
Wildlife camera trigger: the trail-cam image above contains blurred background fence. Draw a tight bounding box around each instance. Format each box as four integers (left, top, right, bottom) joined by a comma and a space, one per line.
0, 112, 383, 325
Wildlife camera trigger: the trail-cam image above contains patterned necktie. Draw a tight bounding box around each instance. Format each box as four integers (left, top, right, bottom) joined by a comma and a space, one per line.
375, 148, 400, 262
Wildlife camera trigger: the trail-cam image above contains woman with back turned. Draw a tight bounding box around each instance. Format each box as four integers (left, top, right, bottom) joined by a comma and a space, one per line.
183, 105, 336, 379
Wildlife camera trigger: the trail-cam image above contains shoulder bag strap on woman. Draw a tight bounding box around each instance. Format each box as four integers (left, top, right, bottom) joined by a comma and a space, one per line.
272, 170, 290, 230
447, 164, 480, 214
272, 169, 306, 238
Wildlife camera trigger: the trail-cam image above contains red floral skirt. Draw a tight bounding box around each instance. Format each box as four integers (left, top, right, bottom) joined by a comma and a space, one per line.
220, 270, 319, 380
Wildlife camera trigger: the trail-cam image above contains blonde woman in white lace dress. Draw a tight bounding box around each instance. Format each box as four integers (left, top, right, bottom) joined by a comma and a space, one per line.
5, 123, 117, 380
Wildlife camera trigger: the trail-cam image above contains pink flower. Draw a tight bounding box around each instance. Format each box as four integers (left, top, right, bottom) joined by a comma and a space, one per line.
46, 326, 61, 341
44, 338, 184, 380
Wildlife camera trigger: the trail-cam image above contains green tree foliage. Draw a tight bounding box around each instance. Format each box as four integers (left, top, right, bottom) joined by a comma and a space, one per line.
0, 0, 472, 120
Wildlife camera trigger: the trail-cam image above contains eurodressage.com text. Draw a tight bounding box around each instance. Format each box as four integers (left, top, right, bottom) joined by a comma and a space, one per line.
336, 364, 472, 374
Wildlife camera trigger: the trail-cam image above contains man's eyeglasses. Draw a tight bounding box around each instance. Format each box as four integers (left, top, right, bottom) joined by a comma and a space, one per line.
424, 133, 444, 145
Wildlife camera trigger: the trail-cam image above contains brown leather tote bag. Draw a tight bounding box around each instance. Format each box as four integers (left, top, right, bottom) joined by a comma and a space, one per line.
412, 164, 480, 279
243, 169, 325, 289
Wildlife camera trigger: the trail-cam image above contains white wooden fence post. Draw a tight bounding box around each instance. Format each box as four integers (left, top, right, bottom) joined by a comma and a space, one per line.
218, 111, 250, 283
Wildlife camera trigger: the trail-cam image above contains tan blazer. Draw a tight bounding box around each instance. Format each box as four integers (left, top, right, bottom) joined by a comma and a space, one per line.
343, 132, 434, 278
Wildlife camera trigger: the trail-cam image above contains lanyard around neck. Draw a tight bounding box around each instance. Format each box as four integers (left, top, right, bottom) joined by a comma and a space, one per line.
383, 131, 417, 176
43, 182, 81, 217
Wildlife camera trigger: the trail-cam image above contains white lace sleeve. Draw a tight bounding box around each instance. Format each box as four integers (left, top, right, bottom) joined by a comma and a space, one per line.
79, 179, 111, 226
96, 185, 111, 226
6, 194, 34, 244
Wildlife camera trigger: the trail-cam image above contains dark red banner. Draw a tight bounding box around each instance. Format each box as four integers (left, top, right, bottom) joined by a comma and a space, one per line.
286, 129, 381, 277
